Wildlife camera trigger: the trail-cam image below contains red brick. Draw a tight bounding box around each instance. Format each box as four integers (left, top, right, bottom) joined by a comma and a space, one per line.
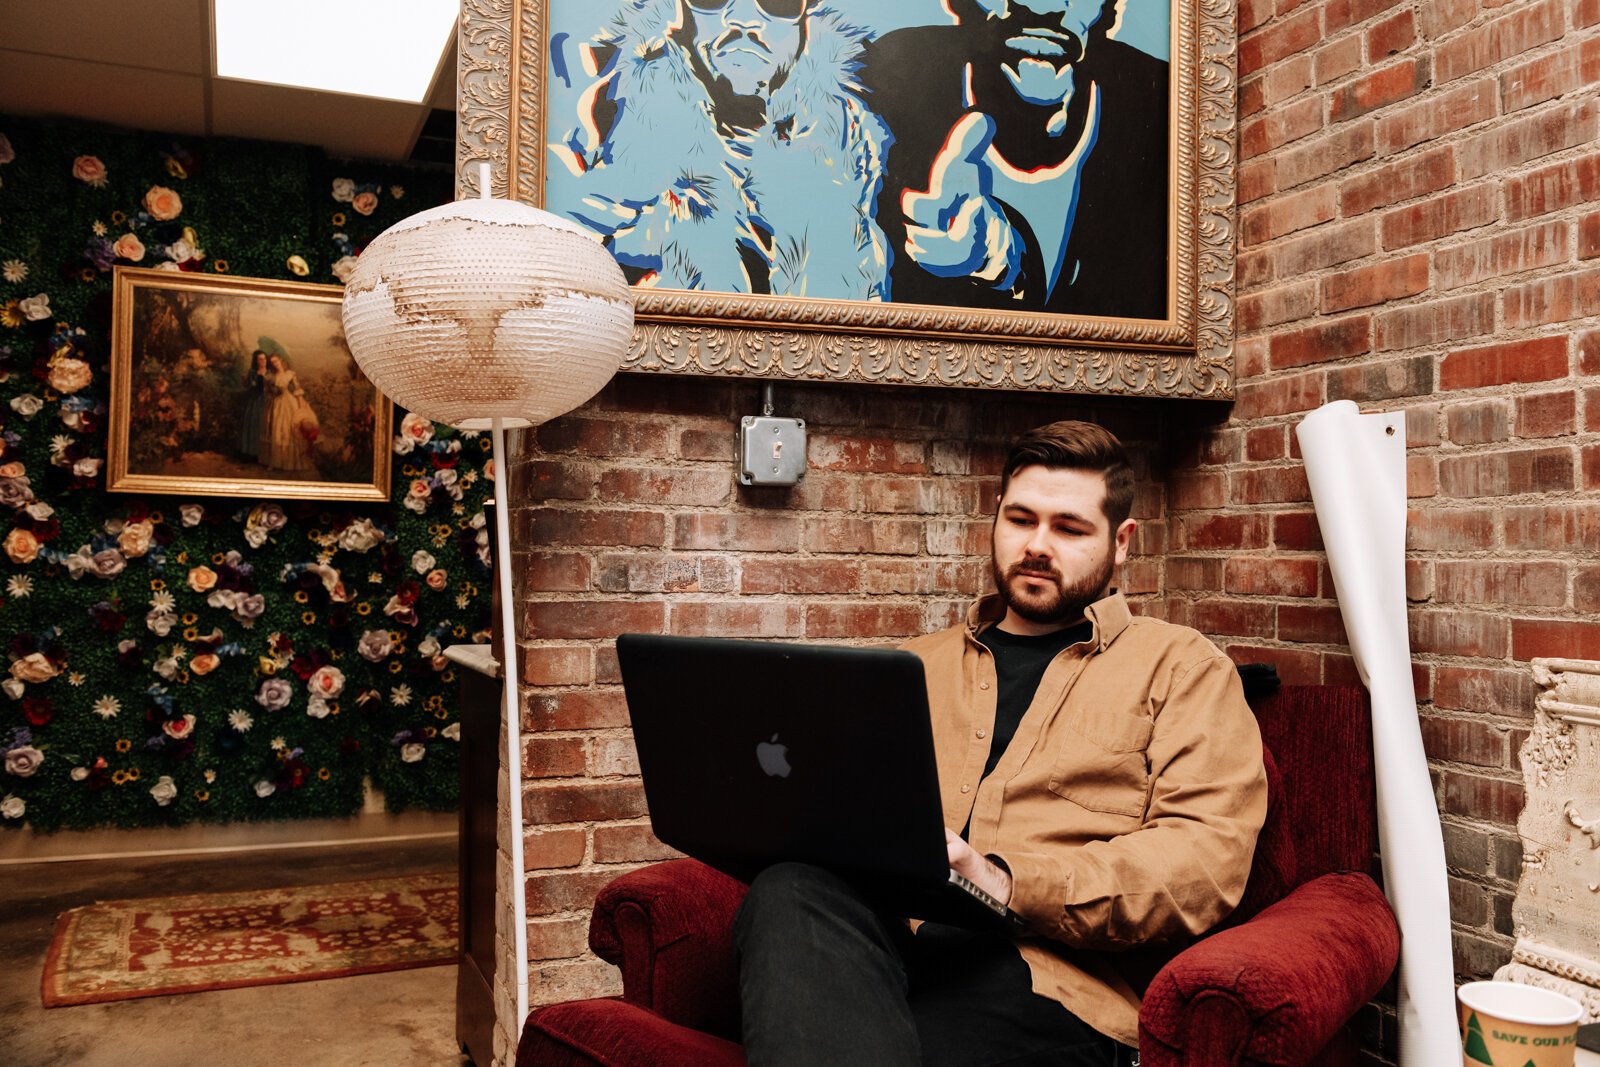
517, 459, 596, 502
924, 519, 991, 556
1239, 281, 1318, 332
1582, 211, 1600, 259
1238, 158, 1276, 204
1175, 514, 1270, 551
1224, 644, 1323, 686
519, 551, 592, 593
1375, 80, 1495, 156
1581, 0, 1600, 26
1501, 267, 1600, 329
1331, 60, 1429, 124
526, 508, 665, 548
678, 427, 735, 462
863, 559, 988, 597
1231, 465, 1312, 504
1586, 444, 1600, 489
530, 958, 625, 1004
1268, 315, 1372, 370
1168, 558, 1224, 591
671, 601, 803, 638
1278, 603, 1349, 643
1241, 185, 1339, 245
1502, 503, 1600, 551
1186, 599, 1277, 639
1435, 220, 1570, 291
1434, 0, 1567, 84
1240, 0, 1275, 35
1366, 8, 1416, 58
1408, 454, 1439, 499
862, 477, 982, 515
806, 603, 924, 639
804, 515, 922, 556
528, 917, 591, 960
674, 513, 800, 552
1421, 0, 1480, 40
1443, 772, 1524, 827
1587, 386, 1600, 431
597, 468, 731, 507
525, 601, 666, 640
1245, 426, 1287, 462
526, 689, 631, 731
1446, 401, 1509, 445
1314, 35, 1365, 86
1505, 154, 1600, 223
1516, 391, 1576, 438
1380, 185, 1497, 250
1224, 557, 1321, 598
1274, 219, 1378, 278
536, 417, 673, 458
1263, 54, 1314, 108
1440, 336, 1569, 390
1342, 149, 1456, 221
1321, 254, 1430, 312
1575, 565, 1600, 613
1277, 122, 1377, 190
1435, 666, 1536, 718
1581, 328, 1600, 374
1459, 100, 1600, 181
1326, 0, 1406, 33
1440, 447, 1574, 497
810, 434, 926, 473
1501, 43, 1586, 113
1239, 75, 1267, 118
523, 736, 588, 778
741, 558, 862, 595
1436, 561, 1569, 608
589, 735, 639, 776
1409, 611, 1509, 658
1374, 293, 1493, 350
1512, 619, 1600, 661
592, 822, 679, 864
1273, 512, 1324, 551
524, 780, 648, 825
524, 870, 630, 917
1240, 7, 1322, 75
523, 828, 588, 871
1421, 717, 1510, 768
521, 644, 593, 687
1407, 558, 1434, 602
1325, 354, 1435, 402
1407, 507, 1496, 551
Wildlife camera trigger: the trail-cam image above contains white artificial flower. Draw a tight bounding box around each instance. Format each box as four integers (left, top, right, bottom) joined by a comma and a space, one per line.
9, 394, 43, 418
417, 635, 441, 657
149, 590, 176, 613
5, 575, 32, 598
254, 780, 276, 798
23, 502, 53, 521
411, 550, 435, 574
1, 679, 23, 700
306, 695, 330, 719
228, 709, 253, 732
1, 259, 26, 283
203, 768, 216, 783
0, 794, 23, 819
70, 766, 88, 781
455, 593, 471, 610
92, 220, 108, 236
18, 293, 49, 321
331, 177, 355, 203
270, 736, 286, 752
92, 695, 121, 719
442, 722, 461, 741
152, 656, 179, 681
390, 684, 413, 707
391, 435, 415, 455
149, 775, 177, 806
67, 672, 84, 686
179, 503, 203, 526
145, 610, 175, 637
400, 742, 425, 763
390, 185, 405, 199
330, 255, 358, 283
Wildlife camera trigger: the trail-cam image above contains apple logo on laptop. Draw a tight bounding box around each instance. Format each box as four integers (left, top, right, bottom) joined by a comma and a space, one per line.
756, 734, 791, 778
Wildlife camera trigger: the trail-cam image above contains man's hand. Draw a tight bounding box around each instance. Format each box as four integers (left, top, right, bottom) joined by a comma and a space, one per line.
945, 828, 1013, 907
901, 112, 1020, 288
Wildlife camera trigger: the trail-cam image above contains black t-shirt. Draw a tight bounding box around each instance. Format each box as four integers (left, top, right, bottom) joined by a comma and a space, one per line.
974, 620, 1094, 781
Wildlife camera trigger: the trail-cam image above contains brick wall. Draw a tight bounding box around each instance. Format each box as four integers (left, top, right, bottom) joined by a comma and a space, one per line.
504, 375, 1188, 1013
1194, 0, 1600, 1057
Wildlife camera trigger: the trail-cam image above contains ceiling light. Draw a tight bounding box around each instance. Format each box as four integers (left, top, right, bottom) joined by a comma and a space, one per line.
214, 0, 455, 103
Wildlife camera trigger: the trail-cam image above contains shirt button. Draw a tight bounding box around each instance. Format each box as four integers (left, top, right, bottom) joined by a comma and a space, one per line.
960, 784, 971, 794
976, 729, 987, 739
979, 681, 990, 690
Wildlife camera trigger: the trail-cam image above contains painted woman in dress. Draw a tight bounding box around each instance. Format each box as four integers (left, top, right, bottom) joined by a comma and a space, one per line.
238, 350, 268, 460
260, 353, 320, 472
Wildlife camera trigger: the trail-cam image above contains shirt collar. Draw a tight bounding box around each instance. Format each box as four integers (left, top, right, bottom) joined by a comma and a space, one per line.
966, 590, 1132, 653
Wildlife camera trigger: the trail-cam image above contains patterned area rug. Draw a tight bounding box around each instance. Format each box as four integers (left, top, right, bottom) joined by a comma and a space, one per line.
41, 871, 458, 1007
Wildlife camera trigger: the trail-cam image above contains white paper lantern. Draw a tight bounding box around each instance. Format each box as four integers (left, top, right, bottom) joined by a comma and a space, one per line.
340, 194, 634, 429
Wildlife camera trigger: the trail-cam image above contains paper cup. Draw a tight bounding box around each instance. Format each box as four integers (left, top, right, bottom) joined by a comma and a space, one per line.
1459, 981, 1584, 1067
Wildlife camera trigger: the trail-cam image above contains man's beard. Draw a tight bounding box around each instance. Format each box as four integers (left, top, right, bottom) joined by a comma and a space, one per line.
991, 549, 1115, 626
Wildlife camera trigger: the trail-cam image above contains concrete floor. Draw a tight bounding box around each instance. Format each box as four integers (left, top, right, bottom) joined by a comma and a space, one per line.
1, 838, 468, 1067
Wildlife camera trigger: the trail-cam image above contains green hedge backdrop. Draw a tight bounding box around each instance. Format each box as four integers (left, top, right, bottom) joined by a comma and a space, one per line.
0, 116, 490, 831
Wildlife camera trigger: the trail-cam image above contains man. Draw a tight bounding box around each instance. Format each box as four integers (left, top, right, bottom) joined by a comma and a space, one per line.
545, 0, 890, 299
860, 0, 1169, 317
734, 420, 1267, 1064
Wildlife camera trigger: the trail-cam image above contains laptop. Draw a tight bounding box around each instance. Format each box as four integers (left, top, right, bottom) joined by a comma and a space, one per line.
616, 633, 1019, 930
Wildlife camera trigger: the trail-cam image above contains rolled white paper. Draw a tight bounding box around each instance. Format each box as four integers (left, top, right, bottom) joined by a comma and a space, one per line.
1296, 400, 1457, 1066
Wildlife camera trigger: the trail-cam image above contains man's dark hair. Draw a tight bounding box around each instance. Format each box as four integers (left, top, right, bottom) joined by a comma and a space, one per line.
999, 420, 1134, 528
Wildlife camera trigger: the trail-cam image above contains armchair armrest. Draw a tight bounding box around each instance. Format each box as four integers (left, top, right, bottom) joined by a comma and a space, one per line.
1138, 872, 1399, 1067
589, 858, 749, 1038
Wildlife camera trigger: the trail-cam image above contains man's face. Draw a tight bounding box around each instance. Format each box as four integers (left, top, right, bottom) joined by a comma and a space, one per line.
990, 465, 1134, 633
970, 0, 1112, 108
685, 0, 806, 99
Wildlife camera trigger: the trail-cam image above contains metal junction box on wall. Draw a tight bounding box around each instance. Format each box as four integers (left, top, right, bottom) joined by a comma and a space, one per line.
738, 415, 807, 487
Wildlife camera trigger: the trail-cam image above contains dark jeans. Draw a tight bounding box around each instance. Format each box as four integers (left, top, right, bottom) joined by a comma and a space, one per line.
733, 862, 1133, 1067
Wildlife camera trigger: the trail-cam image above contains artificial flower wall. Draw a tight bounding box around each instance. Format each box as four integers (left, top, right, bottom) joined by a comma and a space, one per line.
0, 116, 492, 831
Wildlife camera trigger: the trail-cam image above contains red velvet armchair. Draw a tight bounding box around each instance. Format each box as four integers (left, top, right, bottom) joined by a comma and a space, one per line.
518, 686, 1400, 1066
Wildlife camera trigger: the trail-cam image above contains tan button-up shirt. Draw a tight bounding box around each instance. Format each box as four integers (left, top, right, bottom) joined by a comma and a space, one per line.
902, 591, 1268, 1047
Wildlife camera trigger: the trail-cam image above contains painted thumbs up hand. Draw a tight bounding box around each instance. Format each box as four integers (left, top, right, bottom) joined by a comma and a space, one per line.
901, 112, 1020, 288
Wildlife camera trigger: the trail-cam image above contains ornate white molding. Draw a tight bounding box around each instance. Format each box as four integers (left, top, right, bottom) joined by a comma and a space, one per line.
1496, 658, 1600, 1023
456, 0, 1238, 399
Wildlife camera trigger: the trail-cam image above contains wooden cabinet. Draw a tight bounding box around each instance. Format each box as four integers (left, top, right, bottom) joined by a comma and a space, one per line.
449, 643, 501, 1066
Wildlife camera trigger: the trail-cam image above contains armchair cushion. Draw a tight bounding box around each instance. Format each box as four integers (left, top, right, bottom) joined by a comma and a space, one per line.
519, 998, 744, 1067
1138, 871, 1399, 1066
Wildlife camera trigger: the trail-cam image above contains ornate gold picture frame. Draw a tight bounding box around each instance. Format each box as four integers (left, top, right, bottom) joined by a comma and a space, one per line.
108, 268, 393, 502
456, 0, 1236, 399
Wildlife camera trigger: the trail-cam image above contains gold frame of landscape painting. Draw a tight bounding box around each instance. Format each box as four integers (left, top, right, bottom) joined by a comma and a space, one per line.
455, 0, 1237, 399
108, 267, 393, 502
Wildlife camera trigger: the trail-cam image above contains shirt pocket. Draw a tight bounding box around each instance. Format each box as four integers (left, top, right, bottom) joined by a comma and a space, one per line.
1047, 710, 1154, 820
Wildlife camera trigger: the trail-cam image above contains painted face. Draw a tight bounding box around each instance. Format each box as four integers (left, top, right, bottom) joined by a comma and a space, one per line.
268, 354, 285, 373
989, 464, 1133, 633
971, 0, 1111, 108
684, 0, 806, 99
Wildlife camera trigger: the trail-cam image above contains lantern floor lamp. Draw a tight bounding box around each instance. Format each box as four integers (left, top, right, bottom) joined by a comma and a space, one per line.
341, 166, 635, 1028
